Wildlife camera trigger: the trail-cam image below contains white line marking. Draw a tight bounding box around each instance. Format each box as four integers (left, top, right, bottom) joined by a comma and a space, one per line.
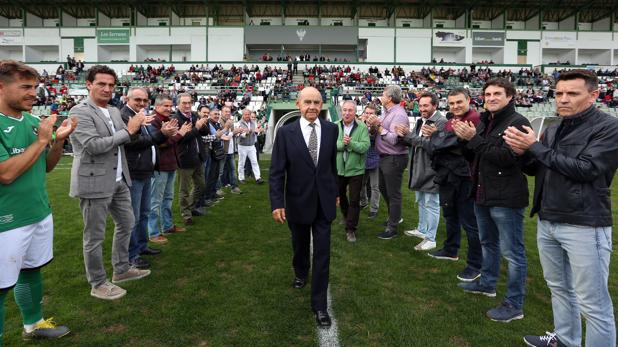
310, 233, 341, 347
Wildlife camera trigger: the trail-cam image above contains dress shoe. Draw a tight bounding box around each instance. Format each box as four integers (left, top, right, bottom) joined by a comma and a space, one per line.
184, 217, 193, 226
314, 311, 332, 328
130, 257, 151, 269
256, 178, 264, 184
163, 225, 186, 234
292, 277, 306, 289
191, 208, 206, 216
140, 247, 162, 256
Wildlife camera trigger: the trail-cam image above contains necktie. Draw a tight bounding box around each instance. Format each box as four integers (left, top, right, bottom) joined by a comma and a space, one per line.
308, 123, 318, 166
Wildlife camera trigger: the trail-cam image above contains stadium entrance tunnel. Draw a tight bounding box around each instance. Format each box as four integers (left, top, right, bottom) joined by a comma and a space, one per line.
263, 109, 330, 153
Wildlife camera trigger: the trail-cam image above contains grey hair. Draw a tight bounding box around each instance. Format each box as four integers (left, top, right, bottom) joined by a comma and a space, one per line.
383, 85, 402, 104
341, 100, 357, 109
242, 108, 251, 114
176, 92, 192, 103
154, 94, 173, 106
127, 87, 148, 98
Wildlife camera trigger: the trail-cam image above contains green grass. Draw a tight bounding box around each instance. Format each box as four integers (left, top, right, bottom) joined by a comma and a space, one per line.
3, 156, 618, 346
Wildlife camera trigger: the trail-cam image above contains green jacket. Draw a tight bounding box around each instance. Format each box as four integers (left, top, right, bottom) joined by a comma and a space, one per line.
336, 119, 370, 177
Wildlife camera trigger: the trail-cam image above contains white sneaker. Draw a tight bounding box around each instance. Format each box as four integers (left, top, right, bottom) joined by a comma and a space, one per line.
404, 229, 426, 239
90, 281, 126, 300
414, 239, 437, 251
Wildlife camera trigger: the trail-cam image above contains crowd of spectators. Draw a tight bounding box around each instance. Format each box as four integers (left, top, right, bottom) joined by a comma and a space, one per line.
32, 63, 618, 123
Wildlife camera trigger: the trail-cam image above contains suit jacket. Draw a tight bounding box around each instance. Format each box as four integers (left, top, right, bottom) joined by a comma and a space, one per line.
69, 98, 134, 198
269, 118, 338, 224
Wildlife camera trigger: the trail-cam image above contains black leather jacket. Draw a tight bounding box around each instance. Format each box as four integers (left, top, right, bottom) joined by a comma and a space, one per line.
525, 105, 618, 227
173, 110, 209, 169
120, 106, 167, 180
465, 102, 531, 208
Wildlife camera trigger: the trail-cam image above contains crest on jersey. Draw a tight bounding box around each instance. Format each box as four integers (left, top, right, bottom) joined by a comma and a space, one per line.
32, 126, 38, 135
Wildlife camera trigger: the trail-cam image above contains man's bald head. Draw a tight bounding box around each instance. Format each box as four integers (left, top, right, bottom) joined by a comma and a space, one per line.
296, 87, 322, 123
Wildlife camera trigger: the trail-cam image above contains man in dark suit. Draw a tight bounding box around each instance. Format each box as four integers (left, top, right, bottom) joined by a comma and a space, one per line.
269, 87, 338, 328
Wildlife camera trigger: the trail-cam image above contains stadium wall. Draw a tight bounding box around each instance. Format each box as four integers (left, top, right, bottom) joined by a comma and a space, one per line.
2, 26, 618, 66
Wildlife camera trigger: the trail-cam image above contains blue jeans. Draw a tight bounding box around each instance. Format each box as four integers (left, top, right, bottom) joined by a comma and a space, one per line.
415, 191, 440, 242
148, 171, 176, 236
218, 153, 237, 189
474, 205, 527, 309
537, 219, 615, 347
129, 178, 151, 260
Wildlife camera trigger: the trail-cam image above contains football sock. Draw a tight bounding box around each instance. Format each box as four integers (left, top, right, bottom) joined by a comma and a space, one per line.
14, 270, 44, 327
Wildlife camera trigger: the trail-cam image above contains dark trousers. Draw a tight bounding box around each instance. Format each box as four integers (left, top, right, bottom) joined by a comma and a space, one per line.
338, 174, 364, 233
128, 178, 151, 260
204, 158, 222, 201
378, 154, 408, 231
288, 201, 331, 312
442, 179, 483, 271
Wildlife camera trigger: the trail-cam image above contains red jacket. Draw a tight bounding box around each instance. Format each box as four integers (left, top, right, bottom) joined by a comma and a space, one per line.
151, 111, 182, 172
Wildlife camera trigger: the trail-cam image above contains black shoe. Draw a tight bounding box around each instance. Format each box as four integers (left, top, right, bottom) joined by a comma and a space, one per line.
368, 211, 377, 219
457, 267, 481, 282
377, 229, 397, 240
191, 208, 206, 216
256, 178, 264, 185
130, 257, 151, 269
381, 218, 404, 227
184, 217, 193, 226
140, 247, 162, 256
292, 277, 306, 289
314, 310, 332, 328
428, 248, 459, 261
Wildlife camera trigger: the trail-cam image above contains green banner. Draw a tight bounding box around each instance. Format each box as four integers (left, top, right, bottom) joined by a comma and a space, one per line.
517, 40, 527, 56
74, 37, 84, 53
97, 29, 130, 44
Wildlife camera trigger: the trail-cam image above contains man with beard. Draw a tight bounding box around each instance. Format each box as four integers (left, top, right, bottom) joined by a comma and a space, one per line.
0, 60, 75, 342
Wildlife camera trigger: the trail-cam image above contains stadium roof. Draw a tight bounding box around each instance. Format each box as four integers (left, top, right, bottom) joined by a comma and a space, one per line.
0, 0, 615, 23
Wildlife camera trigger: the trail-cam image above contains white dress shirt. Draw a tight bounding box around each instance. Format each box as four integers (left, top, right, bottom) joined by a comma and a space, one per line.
99, 107, 123, 182
299, 116, 321, 163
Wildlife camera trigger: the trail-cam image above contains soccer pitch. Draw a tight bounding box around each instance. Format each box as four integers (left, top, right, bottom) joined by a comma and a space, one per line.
3, 156, 618, 346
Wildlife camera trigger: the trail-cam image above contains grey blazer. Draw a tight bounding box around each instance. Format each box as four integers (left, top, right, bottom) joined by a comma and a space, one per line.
69, 98, 133, 198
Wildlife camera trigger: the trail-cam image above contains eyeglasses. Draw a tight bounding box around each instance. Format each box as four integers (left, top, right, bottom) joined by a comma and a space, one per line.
132, 98, 149, 103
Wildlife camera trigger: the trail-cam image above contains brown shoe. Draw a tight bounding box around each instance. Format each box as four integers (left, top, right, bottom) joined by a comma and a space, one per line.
149, 235, 169, 244
164, 225, 186, 234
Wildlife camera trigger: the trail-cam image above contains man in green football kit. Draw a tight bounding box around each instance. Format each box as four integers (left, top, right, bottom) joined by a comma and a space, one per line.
0, 60, 76, 344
